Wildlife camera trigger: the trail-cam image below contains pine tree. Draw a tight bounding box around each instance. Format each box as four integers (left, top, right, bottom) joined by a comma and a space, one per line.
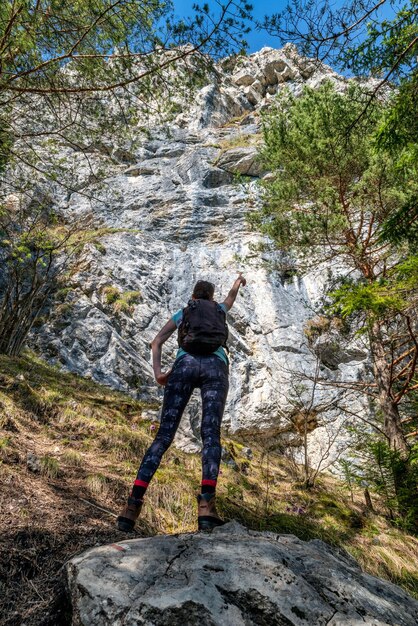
252, 82, 417, 457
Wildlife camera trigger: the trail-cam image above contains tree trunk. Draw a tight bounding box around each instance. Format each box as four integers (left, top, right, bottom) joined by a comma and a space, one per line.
304, 413, 310, 487
364, 487, 375, 513
369, 323, 409, 459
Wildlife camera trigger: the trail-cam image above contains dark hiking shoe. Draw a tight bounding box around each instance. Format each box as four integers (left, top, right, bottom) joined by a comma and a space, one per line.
197, 493, 225, 531
117, 497, 143, 532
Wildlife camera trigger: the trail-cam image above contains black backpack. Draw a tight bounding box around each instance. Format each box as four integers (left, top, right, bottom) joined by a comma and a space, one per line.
178, 299, 228, 356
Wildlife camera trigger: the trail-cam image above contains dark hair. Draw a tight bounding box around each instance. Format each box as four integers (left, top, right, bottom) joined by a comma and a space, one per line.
192, 280, 215, 300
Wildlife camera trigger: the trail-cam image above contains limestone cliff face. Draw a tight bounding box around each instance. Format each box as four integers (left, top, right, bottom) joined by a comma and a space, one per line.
30, 46, 369, 453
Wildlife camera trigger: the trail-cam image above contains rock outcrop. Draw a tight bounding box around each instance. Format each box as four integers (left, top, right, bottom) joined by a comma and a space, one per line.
23, 46, 370, 456
67, 522, 418, 625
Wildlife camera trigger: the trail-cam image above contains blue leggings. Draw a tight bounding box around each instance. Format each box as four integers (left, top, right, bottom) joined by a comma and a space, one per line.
135, 354, 229, 487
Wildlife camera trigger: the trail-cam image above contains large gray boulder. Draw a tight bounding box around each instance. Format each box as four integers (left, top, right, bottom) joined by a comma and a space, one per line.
67, 522, 418, 625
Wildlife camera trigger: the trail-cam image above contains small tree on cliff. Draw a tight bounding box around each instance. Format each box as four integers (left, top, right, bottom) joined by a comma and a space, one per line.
250, 82, 418, 459
0, 197, 93, 356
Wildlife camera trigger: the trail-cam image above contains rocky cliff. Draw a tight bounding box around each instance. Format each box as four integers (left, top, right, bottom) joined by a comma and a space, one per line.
27, 46, 370, 454
67, 522, 418, 626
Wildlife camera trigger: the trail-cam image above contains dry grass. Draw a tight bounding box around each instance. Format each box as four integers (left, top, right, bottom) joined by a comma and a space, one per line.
86, 473, 109, 497
221, 110, 260, 127
61, 450, 84, 467
102, 287, 141, 316
214, 132, 262, 159
40, 455, 60, 479
0, 351, 417, 625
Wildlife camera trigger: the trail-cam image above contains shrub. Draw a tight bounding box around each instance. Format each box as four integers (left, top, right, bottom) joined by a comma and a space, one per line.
103, 286, 121, 304
103, 287, 141, 316
40, 456, 60, 479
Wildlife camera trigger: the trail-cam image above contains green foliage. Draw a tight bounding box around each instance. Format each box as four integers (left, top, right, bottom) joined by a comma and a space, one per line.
339, 427, 418, 533
375, 77, 418, 165
0, 1, 252, 96
379, 198, 418, 249
367, 441, 398, 511
0, 123, 12, 173
259, 1, 418, 254
102, 286, 141, 315
40, 455, 60, 479
254, 77, 417, 521
338, 458, 358, 501
330, 281, 406, 319
123, 290, 141, 305
330, 255, 418, 320
103, 286, 121, 305
0, 204, 83, 355
255, 80, 417, 326
0, 436, 10, 461
55, 287, 73, 302
253, 82, 401, 256
343, 1, 418, 82
113, 299, 133, 315
366, 440, 418, 532
375, 72, 418, 249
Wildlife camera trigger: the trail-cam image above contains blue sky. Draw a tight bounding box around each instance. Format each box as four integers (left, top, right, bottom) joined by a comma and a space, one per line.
172, 0, 398, 55
172, 0, 285, 52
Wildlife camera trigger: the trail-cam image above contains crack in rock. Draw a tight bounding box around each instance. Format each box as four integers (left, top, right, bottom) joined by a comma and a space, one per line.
163, 543, 190, 578
215, 585, 297, 625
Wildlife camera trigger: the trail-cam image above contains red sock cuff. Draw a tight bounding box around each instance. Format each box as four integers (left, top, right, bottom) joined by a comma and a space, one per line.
201, 479, 217, 487
134, 479, 149, 488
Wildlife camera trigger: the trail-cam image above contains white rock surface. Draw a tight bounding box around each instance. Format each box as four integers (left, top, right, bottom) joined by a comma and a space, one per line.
26, 46, 370, 455
67, 522, 418, 626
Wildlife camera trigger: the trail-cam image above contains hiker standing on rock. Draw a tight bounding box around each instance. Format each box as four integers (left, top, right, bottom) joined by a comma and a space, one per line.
117, 274, 246, 532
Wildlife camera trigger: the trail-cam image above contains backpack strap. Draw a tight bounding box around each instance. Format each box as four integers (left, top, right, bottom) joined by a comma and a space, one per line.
216, 303, 229, 353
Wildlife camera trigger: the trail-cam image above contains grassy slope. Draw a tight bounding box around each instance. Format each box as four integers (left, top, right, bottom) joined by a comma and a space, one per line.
0, 352, 417, 625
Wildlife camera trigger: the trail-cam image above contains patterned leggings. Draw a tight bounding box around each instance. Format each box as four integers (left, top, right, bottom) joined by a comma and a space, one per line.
135, 354, 229, 486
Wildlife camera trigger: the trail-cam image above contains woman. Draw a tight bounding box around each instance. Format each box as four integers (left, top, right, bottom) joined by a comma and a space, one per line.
117, 274, 246, 532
